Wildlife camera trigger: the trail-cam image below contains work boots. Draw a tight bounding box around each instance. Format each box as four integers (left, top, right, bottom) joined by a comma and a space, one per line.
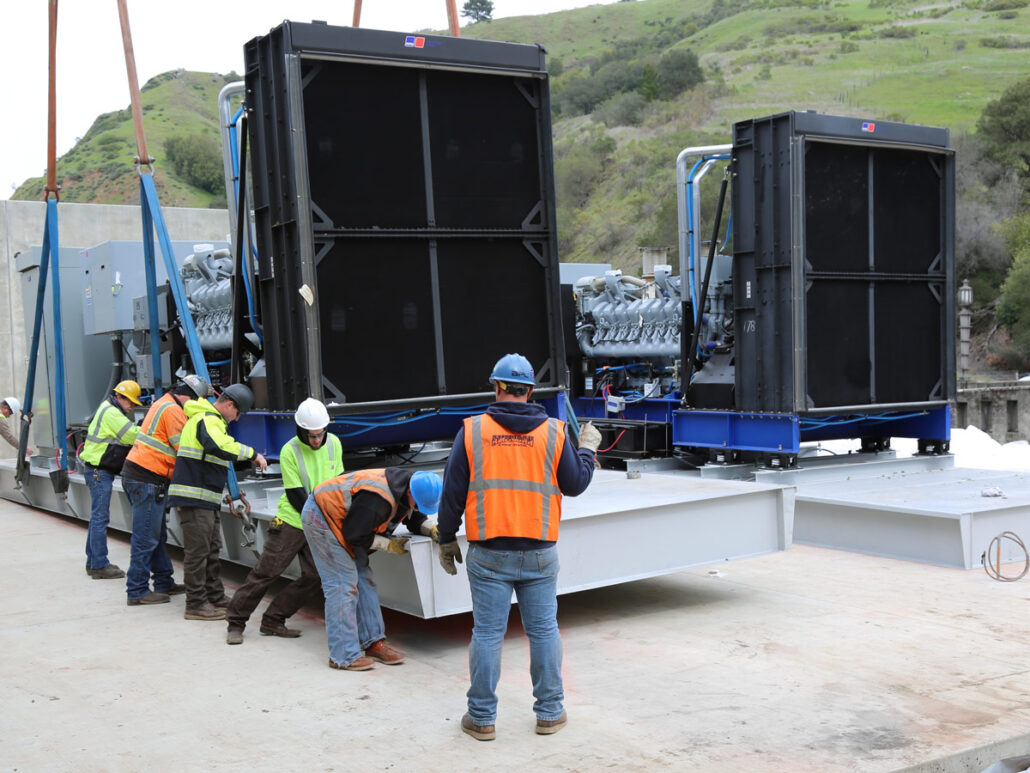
365, 639, 405, 665
536, 710, 568, 735
88, 564, 125, 579
184, 602, 226, 621
461, 713, 496, 741
329, 656, 374, 672
226, 628, 244, 645
126, 592, 170, 606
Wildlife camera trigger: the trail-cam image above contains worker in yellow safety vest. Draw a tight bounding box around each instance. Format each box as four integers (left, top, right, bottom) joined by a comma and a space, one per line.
121, 375, 211, 606
166, 384, 267, 621
437, 353, 601, 741
302, 467, 442, 671
80, 380, 143, 579
225, 397, 343, 645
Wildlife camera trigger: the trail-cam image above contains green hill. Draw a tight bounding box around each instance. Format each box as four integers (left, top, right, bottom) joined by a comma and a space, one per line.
13, 0, 1029, 274
13, 70, 238, 207
462, 0, 1029, 271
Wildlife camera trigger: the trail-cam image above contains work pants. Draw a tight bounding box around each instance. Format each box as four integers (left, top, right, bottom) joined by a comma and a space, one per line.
178, 506, 225, 608
466, 542, 564, 725
123, 479, 176, 600
301, 496, 385, 666
84, 464, 115, 570
226, 522, 321, 631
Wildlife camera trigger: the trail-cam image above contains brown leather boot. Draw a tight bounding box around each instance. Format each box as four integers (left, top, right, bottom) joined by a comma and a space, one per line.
365, 639, 405, 665
329, 656, 374, 671
535, 710, 568, 735
461, 713, 496, 741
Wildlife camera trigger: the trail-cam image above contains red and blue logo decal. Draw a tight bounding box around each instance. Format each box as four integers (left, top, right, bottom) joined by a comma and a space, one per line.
861, 121, 876, 132
405, 35, 426, 48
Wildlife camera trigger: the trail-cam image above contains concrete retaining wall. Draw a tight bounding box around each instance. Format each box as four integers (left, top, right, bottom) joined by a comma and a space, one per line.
0, 200, 229, 458
954, 383, 1030, 444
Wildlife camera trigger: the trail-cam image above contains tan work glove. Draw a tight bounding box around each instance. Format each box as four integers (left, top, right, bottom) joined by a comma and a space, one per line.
578, 422, 602, 453
371, 534, 410, 555
438, 541, 463, 575
419, 520, 440, 542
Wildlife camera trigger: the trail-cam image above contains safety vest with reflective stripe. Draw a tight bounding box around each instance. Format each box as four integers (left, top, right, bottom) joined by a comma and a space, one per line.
124, 392, 187, 480
312, 470, 398, 556
167, 399, 255, 509
463, 413, 565, 542
80, 396, 140, 473
276, 434, 343, 529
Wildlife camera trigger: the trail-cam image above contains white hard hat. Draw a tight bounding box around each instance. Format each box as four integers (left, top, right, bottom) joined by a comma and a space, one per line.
295, 397, 330, 430
3, 396, 21, 415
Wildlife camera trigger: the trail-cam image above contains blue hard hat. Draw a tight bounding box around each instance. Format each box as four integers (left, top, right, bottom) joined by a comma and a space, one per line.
489, 353, 535, 386
410, 471, 442, 517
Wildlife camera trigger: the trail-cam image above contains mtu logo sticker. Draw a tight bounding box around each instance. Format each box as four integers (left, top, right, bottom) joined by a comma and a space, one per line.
405, 35, 426, 48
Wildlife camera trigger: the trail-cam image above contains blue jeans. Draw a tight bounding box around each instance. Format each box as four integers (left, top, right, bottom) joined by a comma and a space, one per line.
466, 542, 563, 724
84, 465, 115, 570
301, 496, 385, 666
123, 479, 175, 599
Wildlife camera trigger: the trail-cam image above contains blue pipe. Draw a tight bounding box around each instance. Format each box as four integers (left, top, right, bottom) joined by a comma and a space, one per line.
226, 112, 263, 345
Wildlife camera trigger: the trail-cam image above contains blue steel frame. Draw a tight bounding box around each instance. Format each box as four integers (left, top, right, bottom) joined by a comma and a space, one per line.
671, 406, 952, 455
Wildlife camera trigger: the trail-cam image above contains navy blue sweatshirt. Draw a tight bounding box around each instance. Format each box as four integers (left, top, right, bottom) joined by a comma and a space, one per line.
438, 401, 595, 551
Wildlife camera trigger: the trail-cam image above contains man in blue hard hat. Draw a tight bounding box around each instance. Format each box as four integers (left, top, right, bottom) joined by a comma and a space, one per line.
302, 467, 442, 671
437, 353, 601, 741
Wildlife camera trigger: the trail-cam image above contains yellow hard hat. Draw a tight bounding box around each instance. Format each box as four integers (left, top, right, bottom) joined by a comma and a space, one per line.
113, 380, 142, 406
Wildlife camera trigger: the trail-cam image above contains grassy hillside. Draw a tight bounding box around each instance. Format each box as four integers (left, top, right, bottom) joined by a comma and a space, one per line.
13, 70, 238, 206
463, 0, 1029, 271
13, 0, 1028, 275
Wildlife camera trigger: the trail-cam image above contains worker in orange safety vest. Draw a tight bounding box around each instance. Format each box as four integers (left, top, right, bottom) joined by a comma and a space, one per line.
120, 375, 211, 606
436, 353, 601, 742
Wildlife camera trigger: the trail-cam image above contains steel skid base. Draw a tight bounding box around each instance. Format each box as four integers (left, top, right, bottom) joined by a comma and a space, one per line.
755, 454, 1030, 569
0, 460, 794, 618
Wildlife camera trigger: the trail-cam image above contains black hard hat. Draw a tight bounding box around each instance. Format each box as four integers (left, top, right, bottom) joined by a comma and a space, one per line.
220, 384, 255, 415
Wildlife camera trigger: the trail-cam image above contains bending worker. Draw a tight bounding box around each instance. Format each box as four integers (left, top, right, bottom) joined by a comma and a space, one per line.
81, 380, 143, 580
121, 375, 211, 606
302, 468, 443, 671
166, 384, 267, 621
437, 353, 600, 741
225, 398, 343, 645
1, 397, 32, 457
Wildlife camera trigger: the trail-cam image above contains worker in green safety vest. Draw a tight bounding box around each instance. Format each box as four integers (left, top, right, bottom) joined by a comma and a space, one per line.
81, 380, 142, 580
166, 383, 267, 621
225, 397, 343, 645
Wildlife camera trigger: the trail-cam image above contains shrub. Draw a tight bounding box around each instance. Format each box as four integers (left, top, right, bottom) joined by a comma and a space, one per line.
595, 91, 648, 126
658, 48, 704, 98
164, 134, 223, 193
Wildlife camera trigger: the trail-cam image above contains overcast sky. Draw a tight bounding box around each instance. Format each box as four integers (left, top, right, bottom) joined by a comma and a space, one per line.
0, 0, 620, 200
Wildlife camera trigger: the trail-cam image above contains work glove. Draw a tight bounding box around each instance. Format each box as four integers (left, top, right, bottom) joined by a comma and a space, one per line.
438, 540, 463, 575
371, 534, 410, 555
419, 520, 440, 542
578, 422, 602, 454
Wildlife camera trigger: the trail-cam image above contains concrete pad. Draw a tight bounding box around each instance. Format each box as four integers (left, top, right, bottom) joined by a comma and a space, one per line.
2, 497, 1030, 771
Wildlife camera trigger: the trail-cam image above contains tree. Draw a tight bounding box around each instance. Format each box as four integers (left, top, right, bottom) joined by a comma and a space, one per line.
658, 48, 704, 99
461, 0, 494, 23
638, 63, 661, 101
977, 76, 1030, 183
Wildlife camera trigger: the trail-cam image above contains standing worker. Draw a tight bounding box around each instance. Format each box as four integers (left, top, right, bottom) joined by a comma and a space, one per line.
121, 375, 211, 606
166, 384, 268, 621
302, 468, 443, 671
437, 353, 601, 741
80, 380, 143, 579
0, 397, 32, 457
225, 398, 343, 645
